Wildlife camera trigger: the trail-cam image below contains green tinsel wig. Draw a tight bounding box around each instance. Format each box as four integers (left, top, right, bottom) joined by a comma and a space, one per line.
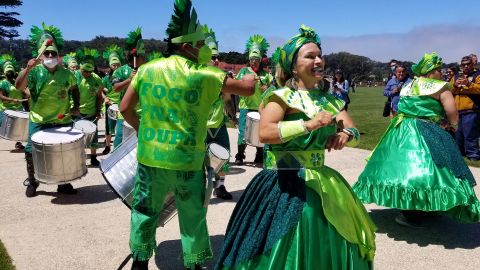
125, 27, 145, 56
166, 0, 205, 44
103, 44, 124, 66
76, 48, 100, 72
29, 22, 64, 57
147, 51, 164, 62
0, 54, 18, 74
203, 25, 218, 55
246, 34, 269, 59
63, 52, 78, 69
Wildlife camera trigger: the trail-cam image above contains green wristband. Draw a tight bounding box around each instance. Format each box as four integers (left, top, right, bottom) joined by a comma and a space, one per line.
278, 119, 309, 143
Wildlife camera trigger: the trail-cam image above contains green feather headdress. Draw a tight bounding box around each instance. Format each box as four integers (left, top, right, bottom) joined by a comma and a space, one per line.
246, 34, 269, 59
76, 47, 99, 72
148, 51, 164, 62
62, 52, 78, 69
29, 22, 64, 57
125, 27, 145, 56
103, 44, 124, 66
0, 54, 18, 74
166, 0, 205, 44
203, 25, 218, 55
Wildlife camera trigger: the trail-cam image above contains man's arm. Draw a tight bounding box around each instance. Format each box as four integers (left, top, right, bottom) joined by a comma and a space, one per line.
221, 74, 256, 97
95, 85, 104, 119
69, 85, 80, 116
454, 76, 480, 95
16, 58, 41, 93
120, 84, 140, 132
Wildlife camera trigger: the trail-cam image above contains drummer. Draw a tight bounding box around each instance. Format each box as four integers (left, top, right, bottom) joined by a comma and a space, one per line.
234, 35, 273, 165
63, 52, 79, 71
112, 27, 146, 148
120, 1, 255, 268
204, 26, 232, 200
74, 47, 104, 166
101, 45, 123, 155
0, 54, 27, 151
15, 23, 80, 197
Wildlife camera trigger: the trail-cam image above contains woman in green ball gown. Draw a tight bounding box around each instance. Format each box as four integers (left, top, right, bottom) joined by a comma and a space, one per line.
353, 53, 480, 227
215, 25, 376, 270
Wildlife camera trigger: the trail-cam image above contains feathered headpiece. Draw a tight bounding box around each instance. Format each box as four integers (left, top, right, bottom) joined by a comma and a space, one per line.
62, 52, 78, 70
166, 0, 205, 44
103, 44, 124, 66
76, 47, 99, 72
147, 51, 164, 62
203, 25, 218, 55
0, 54, 17, 74
246, 34, 269, 59
29, 22, 64, 57
125, 27, 145, 56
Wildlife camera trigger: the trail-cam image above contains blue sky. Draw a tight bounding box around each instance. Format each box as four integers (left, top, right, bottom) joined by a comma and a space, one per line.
9, 0, 480, 63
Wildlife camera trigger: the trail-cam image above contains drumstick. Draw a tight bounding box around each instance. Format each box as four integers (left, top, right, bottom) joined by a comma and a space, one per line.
35, 39, 53, 60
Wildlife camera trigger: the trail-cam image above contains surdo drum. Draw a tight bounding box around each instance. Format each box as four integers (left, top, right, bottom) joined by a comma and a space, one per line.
0, 110, 29, 141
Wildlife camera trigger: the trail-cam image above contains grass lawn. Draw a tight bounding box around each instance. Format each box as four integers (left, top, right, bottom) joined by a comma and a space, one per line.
0, 239, 15, 270
347, 86, 390, 150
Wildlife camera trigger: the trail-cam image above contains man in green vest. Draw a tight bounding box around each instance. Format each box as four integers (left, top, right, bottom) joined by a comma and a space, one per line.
120, 1, 255, 269
15, 23, 80, 198
74, 47, 104, 166
234, 34, 273, 165
0, 54, 27, 151
112, 27, 146, 148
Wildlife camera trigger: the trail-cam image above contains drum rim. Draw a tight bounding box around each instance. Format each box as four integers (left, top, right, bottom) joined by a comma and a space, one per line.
208, 143, 230, 158
31, 128, 85, 144
101, 171, 133, 209
3, 109, 28, 117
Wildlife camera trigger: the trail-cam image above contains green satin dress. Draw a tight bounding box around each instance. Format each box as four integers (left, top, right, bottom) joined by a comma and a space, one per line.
216, 88, 376, 270
353, 95, 480, 222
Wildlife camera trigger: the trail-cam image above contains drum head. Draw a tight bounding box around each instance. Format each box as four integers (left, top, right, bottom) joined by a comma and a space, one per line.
109, 104, 118, 111
4, 110, 28, 118
208, 143, 230, 160
74, 120, 96, 133
247, 111, 260, 120
31, 127, 84, 144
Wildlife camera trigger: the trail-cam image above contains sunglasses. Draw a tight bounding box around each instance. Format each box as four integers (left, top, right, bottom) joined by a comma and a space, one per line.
43, 51, 58, 57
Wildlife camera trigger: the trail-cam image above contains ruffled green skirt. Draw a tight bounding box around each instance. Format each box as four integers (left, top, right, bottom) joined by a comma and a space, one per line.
353, 117, 480, 222
216, 169, 373, 270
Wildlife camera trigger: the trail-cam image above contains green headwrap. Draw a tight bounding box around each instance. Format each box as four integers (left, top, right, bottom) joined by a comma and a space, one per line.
29, 22, 64, 57
411, 52, 443, 76
166, 0, 206, 44
63, 52, 78, 69
126, 27, 145, 56
246, 34, 269, 59
0, 54, 17, 74
103, 44, 124, 66
76, 48, 99, 72
203, 25, 218, 55
279, 24, 321, 76
147, 51, 164, 62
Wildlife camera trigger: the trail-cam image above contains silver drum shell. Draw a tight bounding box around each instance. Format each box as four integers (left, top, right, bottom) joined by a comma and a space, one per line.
122, 121, 136, 141
244, 112, 264, 147
31, 128, 87, 184
100, 135, 176, 227
0, 110, 29, 142
207, 143, 230, 173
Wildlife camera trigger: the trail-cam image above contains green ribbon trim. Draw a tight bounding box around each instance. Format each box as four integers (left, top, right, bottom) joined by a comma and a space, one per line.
265, 150, 325, 170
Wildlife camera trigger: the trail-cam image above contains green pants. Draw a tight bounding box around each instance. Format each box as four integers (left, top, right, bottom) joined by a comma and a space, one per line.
113, 119, 124, 149
130, 163, 212, 267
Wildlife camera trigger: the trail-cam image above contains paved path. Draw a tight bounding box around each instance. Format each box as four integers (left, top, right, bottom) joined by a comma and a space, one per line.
0, 123, 479, 270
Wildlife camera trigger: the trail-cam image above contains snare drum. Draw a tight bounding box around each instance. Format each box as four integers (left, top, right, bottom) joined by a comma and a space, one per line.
0, 110, 29, 141
207, 143, 230, 173
245, 111, 264, 147
73, 120, 96, 147
100, 135, 176, 227
107, 104, 119, 120
31, 127, 87, 184
122, 121, 136, 141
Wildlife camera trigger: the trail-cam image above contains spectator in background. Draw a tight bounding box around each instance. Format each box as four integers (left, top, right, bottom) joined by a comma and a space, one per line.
384, 65, 412, 116
388, 59, 398, 81
451, 55, 480, 160
330, 69, 350, 110
350, 78, 356, 93
445, 66, 458, 82
470, 53, 479, 69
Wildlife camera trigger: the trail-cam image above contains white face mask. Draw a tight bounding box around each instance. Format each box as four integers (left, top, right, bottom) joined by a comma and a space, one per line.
43, 58, 58, 69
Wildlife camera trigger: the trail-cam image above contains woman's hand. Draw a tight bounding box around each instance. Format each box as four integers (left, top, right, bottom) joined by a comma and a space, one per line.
326, 131, 350, 152
305, 112, 333, 131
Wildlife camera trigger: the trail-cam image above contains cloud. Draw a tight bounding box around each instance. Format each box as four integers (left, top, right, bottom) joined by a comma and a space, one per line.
322, 24, 480, 63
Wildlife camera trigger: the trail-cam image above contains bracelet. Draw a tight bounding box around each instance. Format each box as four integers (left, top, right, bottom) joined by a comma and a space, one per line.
278, 119, 309, 143
343, 127, 360, 147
